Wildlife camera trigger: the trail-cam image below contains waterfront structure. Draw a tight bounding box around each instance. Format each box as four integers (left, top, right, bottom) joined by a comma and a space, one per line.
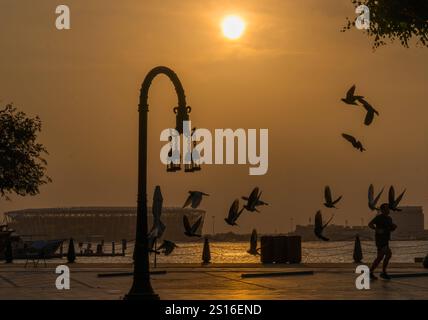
390, 206, 425, 239
292, 206, 426, 241
4, 207, 205, 242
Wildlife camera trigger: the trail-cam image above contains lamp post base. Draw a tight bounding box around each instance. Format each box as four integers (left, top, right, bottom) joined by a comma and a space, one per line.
123, 292, 160, 300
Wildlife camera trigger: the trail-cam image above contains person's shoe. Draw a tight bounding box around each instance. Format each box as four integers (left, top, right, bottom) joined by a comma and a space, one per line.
380, 272, 391, 280
370, 272, 378, 280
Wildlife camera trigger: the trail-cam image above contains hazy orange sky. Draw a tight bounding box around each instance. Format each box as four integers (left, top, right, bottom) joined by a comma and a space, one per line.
1, 0, 427, 233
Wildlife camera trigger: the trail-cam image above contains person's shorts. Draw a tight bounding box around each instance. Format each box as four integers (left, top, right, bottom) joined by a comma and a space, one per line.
376, 242, 390, 253
375, 235, 390, 250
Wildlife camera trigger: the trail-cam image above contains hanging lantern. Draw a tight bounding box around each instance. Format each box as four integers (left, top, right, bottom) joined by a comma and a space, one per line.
174, 105, 191, 134
184, 127, 195, 172
191, 140, 201, 172
166, 134, 181, 172
184, 150, 194, 172
190, 127, 201, 172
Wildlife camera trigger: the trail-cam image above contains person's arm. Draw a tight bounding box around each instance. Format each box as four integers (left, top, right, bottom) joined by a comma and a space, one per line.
368, 216, 377, 230
389, 218, 397, 231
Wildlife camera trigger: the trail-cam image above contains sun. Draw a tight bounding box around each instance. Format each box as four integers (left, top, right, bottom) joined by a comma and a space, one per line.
221, 15, 246, 40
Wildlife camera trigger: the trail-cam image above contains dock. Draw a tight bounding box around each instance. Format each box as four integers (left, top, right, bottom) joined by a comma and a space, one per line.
0, 263, 427, 300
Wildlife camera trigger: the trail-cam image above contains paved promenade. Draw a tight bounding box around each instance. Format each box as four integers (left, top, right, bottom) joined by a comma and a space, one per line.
0, 263, 427, 300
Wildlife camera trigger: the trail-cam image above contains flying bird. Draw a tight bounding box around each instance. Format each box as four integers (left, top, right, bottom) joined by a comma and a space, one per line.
342, 133, 366, 152
157, 240, 178, 256
224, 199, 244, 226
314, 210, 334, 241
148, 186, 166, 239
358, 98, 379, 126
324, 186, 343, 209
247, 229, 260, 255
368, 184, 384, 211
388, 186, 406, 211
341, 85, 364, 105
242, 187, 268, 212
147, 186, 166, 259
183, 215, 203, 237
182, 191, 209, 209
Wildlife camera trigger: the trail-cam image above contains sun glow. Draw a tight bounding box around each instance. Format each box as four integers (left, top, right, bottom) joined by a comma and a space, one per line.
221, 15, 246, 40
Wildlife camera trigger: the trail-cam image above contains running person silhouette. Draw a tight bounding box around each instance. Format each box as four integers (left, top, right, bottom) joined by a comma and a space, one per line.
368, 203, 397, 280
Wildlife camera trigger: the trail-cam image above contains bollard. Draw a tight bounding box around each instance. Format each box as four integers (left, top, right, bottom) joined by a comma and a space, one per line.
67, 238, 76, 263
353, 234, 363, 263
202, 238, 211, 264
112, 241, 115, 256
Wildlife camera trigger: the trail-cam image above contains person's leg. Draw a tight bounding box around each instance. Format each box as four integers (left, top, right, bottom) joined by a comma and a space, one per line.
379, 245, 392, 279
370, 247, 385, 273
382, 247, 392, 274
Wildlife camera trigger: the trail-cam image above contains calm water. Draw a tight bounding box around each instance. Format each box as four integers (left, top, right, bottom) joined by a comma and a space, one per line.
26, 240, 428, 264
125, 240, 428, 264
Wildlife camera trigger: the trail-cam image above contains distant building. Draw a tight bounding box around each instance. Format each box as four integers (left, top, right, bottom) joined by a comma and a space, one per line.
390, 206, 425, 239
292, 206, 426, 241
293, 224, 373, 241
4, 207, 205, 242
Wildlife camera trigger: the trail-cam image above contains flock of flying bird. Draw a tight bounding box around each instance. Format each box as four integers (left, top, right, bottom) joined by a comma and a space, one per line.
181, 187, 268, 237
148, 188, 269, 257
341, 85, 379, 152
182, 188, 268, 257
148, 85, 407, 258
315, 85, 406, 241
314, 184, 406, 241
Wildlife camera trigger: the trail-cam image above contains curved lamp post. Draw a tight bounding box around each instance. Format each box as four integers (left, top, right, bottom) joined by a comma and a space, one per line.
124, 66, 194, 300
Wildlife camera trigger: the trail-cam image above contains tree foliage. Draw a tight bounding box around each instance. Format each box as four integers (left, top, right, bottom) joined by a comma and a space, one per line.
0, 104, 51, 199
343, 0, 428, 49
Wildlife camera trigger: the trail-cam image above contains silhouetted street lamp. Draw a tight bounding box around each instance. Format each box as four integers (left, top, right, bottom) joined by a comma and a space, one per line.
124, 66, 196, 300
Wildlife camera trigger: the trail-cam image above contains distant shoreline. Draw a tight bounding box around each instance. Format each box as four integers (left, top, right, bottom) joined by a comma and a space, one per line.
189, 232, 428, 243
